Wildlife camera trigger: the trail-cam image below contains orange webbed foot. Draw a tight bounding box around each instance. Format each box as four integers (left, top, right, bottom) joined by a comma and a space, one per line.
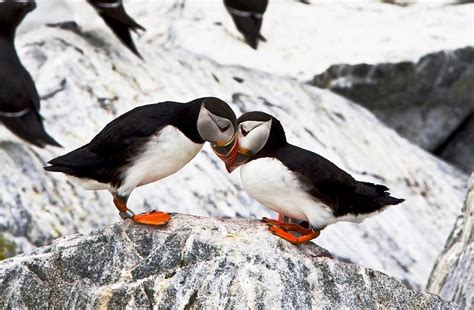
261, 217, 313, 235
268, 225, 320, 245
132, 210, 171, 226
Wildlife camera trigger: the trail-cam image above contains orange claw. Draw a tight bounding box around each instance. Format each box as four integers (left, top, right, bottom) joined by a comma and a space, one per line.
268, 225, 320, 245
132, 210, 171, 226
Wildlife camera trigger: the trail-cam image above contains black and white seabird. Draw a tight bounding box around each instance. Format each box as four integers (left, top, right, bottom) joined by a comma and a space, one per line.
224, 112, 404, 244
224, 0, 268, 49
87, 0, 145, 58
45, 97, 237, 225
0, 0, 61, 148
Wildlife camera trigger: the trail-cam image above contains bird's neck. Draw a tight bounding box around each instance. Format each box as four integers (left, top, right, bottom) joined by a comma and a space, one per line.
173, 100, 206, 144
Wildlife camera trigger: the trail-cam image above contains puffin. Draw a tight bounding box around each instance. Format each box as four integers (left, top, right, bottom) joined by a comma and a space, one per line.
45, 97, 237, 225
0, 0, 61, 148
224, 112, 404, 244
87, 0, 145, 58
223, 0, 269, 49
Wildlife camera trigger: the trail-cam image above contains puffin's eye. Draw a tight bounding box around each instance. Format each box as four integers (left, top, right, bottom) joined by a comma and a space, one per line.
241, 127, 248, 136
219, 125, 230, 132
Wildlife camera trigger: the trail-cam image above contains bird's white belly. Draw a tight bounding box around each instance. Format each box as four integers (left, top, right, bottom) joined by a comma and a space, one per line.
240, 158, 336, 229
117, 126, 203, 196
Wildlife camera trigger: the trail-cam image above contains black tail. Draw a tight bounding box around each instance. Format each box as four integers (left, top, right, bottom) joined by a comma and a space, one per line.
351, 181, 404, 214
230, 15, 264, 50
1, 111, 61, 148
98, 8, 145, 58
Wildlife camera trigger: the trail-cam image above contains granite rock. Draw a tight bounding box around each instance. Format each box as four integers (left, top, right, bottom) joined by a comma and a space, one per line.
427, 175, 474, 309
0, 214, 455, 309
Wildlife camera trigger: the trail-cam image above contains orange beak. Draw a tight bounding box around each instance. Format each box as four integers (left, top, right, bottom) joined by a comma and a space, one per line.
211, 137, 239, 173
224, 139, 252, 173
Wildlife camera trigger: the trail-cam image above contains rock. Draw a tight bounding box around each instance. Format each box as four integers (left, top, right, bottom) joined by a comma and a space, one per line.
311, 47, 474, 171
18, 1, 472, 81
427, 175, 474, 308
0, 3, 469, 291
436, 113, 474, 172
0, 214, 455, 308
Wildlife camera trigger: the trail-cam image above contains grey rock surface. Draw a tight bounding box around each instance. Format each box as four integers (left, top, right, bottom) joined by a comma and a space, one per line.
0, 3, 469, 290
311, 47, 474, 171
437, 113, 474, 172
0, 214, 455, 309
427, 175, 474, 309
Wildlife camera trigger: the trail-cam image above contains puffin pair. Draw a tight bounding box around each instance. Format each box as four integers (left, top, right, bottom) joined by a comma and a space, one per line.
45, 99, 403, 245
45, 97, 236, 225
0, 0, 60, 148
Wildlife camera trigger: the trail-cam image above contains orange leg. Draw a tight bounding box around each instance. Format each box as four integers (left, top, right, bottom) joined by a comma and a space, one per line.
268, 225, 320, 245
113, 194, 171, 226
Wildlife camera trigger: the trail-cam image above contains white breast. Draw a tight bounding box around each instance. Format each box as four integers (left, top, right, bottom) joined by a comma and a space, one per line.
116, 125, 203, 197
240, 158, 336, 230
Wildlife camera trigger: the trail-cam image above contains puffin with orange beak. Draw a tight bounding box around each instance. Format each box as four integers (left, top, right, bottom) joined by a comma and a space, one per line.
45, 97, 236, 225
224, 111, 404, 245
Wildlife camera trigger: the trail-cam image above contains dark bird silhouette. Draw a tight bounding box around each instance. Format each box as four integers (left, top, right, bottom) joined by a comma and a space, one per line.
87, 0, 145, 58
45, 97, 237, 226
224, 0, 268, 49
224, 112, 404, 244
0, 0, 61, 148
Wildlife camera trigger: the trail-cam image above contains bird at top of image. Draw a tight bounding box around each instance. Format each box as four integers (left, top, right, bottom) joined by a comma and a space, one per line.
87, 0, 145, 58
0, 0, 61, 148
221, 111, 404, 245
224, 0, 269, 49
44, 97, 237, 226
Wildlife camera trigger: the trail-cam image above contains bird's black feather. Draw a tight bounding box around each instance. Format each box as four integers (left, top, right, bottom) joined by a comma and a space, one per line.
44, 99, 205, 186
224, 0, 268, 49
247, 115, 404, 218
0, 1, 60, 148
88, 0, 145, 58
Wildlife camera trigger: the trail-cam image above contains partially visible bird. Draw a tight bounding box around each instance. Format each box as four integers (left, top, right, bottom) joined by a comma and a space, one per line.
87, 0, 145, 58
45, 97, 237, 226
0, 0, 61, 148
224, 112, 404, 244
224, 0, 269, 49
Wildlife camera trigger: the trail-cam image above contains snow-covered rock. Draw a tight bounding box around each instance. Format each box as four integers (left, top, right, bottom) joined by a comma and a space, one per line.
131, 0, 473, 81
427, 175, 473, 308
0, 215, 455, 309
311, 47, 474, 171
0, 2, 469, 290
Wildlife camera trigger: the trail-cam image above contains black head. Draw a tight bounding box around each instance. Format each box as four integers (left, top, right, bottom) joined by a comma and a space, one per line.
224, 111, 286, 172
194, 97, 237, 147
0, 0, 36, 34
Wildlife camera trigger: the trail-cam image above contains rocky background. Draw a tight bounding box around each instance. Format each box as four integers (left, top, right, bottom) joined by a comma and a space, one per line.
1, 0, 472, 308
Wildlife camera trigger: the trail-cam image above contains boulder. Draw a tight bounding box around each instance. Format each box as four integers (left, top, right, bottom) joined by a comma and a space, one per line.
0, 214, 455, 308
0, 3, 468, 291
427, 175, 474, 308
312, 47, 474, 171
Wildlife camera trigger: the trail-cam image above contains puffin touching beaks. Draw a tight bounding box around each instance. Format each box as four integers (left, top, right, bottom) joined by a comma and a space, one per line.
224, 112, 404, 245
87, 0, 145, 58
224, 0, 269, 49
45, 97, 237, 225
0, 0, 61, 148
